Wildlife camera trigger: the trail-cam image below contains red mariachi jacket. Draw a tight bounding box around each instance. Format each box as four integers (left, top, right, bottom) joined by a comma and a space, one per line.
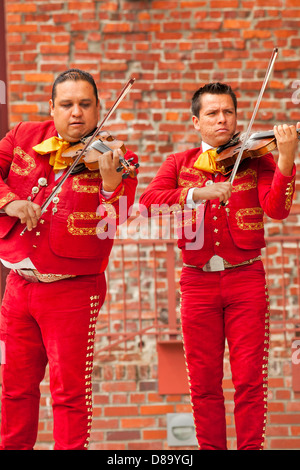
0, 120, 138, 275
140, 146, 296, 267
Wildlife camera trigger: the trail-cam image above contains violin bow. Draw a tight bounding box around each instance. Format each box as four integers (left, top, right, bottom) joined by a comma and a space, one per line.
20, 77, 135, 236
228, 47, 278, 185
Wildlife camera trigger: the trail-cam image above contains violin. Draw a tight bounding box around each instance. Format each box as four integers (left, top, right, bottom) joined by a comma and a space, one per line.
61, 129, 139, 179
214, 128, 300, 175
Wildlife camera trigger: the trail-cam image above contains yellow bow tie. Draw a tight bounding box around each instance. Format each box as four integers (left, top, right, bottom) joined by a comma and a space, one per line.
193, 148, 220, 174
33, 136, 71, 172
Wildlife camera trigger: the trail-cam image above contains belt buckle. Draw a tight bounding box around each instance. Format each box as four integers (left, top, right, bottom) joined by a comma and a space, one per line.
203, 255, 225, 272
16, 269, 39, 283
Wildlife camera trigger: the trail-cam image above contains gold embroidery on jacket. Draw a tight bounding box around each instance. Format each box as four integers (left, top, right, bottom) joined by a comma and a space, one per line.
67, 212, 102, 236
178, 166, 207, 189
0, 192, 17, 208
150, 204, 182, 216
232, 168, 257, 193
104, 185, 125, 204
72, 172, 101, 193
179, 187, 190, 208
11, 147, 36, 175
284, 177, 295, 211
175, 206, 203, 228
235, 207, 264, 230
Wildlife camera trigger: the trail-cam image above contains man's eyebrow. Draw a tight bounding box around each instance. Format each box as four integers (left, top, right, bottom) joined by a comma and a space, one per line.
58, 98, 93, 104
205, 106, 235, 113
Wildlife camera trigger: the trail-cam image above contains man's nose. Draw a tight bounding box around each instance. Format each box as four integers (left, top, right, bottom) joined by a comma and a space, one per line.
71, 104, 82, 116
217, 112, 226, 123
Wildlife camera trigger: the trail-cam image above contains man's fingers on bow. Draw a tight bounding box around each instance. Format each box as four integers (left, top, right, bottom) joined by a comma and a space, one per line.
27, 203, 41, 227
216, 181, 232, 203
19, 202, 41, 231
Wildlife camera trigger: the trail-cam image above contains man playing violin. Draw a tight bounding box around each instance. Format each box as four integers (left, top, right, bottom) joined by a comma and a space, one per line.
0, 69, 138, 450
140, 82, 299, 450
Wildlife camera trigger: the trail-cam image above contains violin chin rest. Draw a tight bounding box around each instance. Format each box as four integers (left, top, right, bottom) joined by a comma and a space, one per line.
216, 132, 240, 154
70, 163, 87, 175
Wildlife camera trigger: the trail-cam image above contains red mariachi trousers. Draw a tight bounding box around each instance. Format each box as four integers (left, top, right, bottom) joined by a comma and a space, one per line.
0, 270, 106, 450
180, 261, 269, 450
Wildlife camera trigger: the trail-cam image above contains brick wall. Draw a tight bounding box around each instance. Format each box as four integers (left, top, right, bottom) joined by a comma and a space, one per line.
2, 0, 300, 450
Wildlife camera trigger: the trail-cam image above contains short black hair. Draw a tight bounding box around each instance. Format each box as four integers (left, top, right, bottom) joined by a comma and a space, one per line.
191, 82, 237, 117
51, 68, 99, 105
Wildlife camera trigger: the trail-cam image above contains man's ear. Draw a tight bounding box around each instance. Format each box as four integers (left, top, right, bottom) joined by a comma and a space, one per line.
49, 99, 54, 117
192, 115, 201, 131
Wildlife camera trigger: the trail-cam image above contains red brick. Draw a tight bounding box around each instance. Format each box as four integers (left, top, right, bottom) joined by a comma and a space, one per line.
291, 427, 300, 436
107, 431, 140, 441
266, 426, 289, 437
121, 417, 156, 428
175, 404, 193, 413
71, 22, 100, 31
180, 1, 207, 6
224, 19, 252, 29
25, 73, 54, 83
128, 441, 164, 450
211, 0, 239, 6
90, 442, 126, 450
270, 439, 300, 449
243, 30, 271, 39
151, 1, 178, 8
269, 414, 300, 424
91, 419, 118, 429
267, 402, 285, 412
103, 23, 132, 33
104, 406, 139, 417
7, 24, 38, 33
68, 2, 96, 10
40, 44, 70, 54
143, 429, 167, 440
11, 104, 39, 113
276, 390, 291, 400
6, 3, 37, 12
101, 381, 137, 392
140, 405, 175, 415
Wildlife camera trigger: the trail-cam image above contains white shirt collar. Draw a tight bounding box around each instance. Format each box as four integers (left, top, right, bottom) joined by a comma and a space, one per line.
201, 141, 214, 152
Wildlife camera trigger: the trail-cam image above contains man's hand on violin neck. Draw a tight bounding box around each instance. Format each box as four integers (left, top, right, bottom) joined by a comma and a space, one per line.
4, 200, 41, 231
274, 122, 300, 176
193, 181, 232, 204
98, 148, 123, 192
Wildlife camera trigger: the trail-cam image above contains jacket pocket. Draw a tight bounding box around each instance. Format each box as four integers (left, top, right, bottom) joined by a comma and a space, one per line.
49, 212, 112, 259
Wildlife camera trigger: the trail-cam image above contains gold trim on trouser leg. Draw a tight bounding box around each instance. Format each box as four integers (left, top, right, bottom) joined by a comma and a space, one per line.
83, 295, 100, 449
260, 284, 270, 450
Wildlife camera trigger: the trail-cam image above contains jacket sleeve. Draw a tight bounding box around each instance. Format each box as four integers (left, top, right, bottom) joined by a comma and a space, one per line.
257, 153, 296, 220
139, 154, 189, 214
0, 125, 21, 210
